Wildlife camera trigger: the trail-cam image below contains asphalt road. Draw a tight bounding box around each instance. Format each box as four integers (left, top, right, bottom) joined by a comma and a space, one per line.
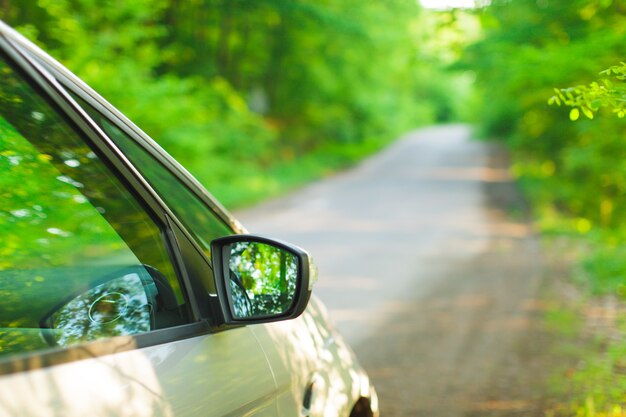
236, 124, 550, 416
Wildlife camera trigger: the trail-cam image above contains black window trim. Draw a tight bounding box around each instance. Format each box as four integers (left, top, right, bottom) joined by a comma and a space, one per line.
0, 29, 236, 372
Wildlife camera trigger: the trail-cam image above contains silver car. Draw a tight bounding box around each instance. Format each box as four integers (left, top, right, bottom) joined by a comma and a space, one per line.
0, 21, 378, 417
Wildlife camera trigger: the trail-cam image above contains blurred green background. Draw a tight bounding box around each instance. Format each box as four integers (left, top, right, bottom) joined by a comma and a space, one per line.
2, 1, 626, 414
1, 1, 624, 232
0, 0, 474, 208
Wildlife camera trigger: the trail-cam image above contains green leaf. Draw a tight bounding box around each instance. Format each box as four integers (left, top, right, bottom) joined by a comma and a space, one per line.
581, 107, 594, 119
569, 108, 580, 121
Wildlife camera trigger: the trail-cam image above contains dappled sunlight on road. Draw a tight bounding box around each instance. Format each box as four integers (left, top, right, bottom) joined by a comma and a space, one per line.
470, 399, 531, 412
487, 219, 534, 238
415, 166, 512, 182
452, 293, 492, 308
316, 277, 380, 290
328, 309, 381, 324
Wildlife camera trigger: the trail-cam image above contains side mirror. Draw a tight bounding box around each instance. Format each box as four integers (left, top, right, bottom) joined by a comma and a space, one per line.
211, 235, 317, 324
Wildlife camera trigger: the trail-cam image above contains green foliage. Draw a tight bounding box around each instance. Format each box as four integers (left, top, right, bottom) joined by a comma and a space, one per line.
463, 1, 626, 414
550, 62, 626, 120
581, 243, 626, 297
464, 0, 626, 229
543, 275, 626, 417
229, 241, 297, 317
1, 0, 467, 208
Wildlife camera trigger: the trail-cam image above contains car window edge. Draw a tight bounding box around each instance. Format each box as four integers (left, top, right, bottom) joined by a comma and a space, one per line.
0, 322, 212, 377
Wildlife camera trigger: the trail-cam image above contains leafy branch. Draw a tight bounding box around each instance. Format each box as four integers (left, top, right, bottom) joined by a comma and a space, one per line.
549, 62, 626, 120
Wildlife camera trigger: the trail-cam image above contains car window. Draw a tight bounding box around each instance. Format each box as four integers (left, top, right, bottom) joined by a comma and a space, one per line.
0, 56, 189, 358
74, 98, 233, 258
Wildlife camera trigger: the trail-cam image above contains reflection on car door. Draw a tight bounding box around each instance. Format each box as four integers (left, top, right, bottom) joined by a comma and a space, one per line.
149, 327, 279, 416
0, 327, 278, 417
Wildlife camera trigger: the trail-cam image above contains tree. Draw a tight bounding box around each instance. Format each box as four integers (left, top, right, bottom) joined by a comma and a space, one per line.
549, 62, 626, 120
463, 0, 626, 228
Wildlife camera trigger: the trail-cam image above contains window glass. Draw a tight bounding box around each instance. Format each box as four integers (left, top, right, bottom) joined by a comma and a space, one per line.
0, 56, 188, 358
75, 99, 233, 258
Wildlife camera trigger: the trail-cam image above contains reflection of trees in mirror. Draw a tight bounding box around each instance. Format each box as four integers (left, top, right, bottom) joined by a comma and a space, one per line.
228, 242, 297, 318
46, 274, 153, 347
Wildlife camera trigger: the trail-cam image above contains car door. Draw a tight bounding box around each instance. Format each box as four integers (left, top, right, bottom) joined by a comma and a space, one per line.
0, 28, 279, 417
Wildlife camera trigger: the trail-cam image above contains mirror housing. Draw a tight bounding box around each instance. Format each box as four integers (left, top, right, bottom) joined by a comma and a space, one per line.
211, 235, 317, 325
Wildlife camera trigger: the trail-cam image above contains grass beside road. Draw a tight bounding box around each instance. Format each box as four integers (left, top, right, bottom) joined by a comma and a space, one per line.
515, 174, 626, 417
207, 135, 394, 209
543, 268, 626, 417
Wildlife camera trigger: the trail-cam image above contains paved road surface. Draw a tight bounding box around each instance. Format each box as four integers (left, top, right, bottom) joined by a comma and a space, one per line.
236, 125, 549, 416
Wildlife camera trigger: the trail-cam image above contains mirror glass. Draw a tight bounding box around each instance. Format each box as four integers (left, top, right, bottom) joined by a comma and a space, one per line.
227, 241, 299, 319
43, 273, 153, 347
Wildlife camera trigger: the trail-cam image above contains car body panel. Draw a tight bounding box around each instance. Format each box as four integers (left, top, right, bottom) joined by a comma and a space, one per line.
0, 327, 277, 417
253, 297, 378, 417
